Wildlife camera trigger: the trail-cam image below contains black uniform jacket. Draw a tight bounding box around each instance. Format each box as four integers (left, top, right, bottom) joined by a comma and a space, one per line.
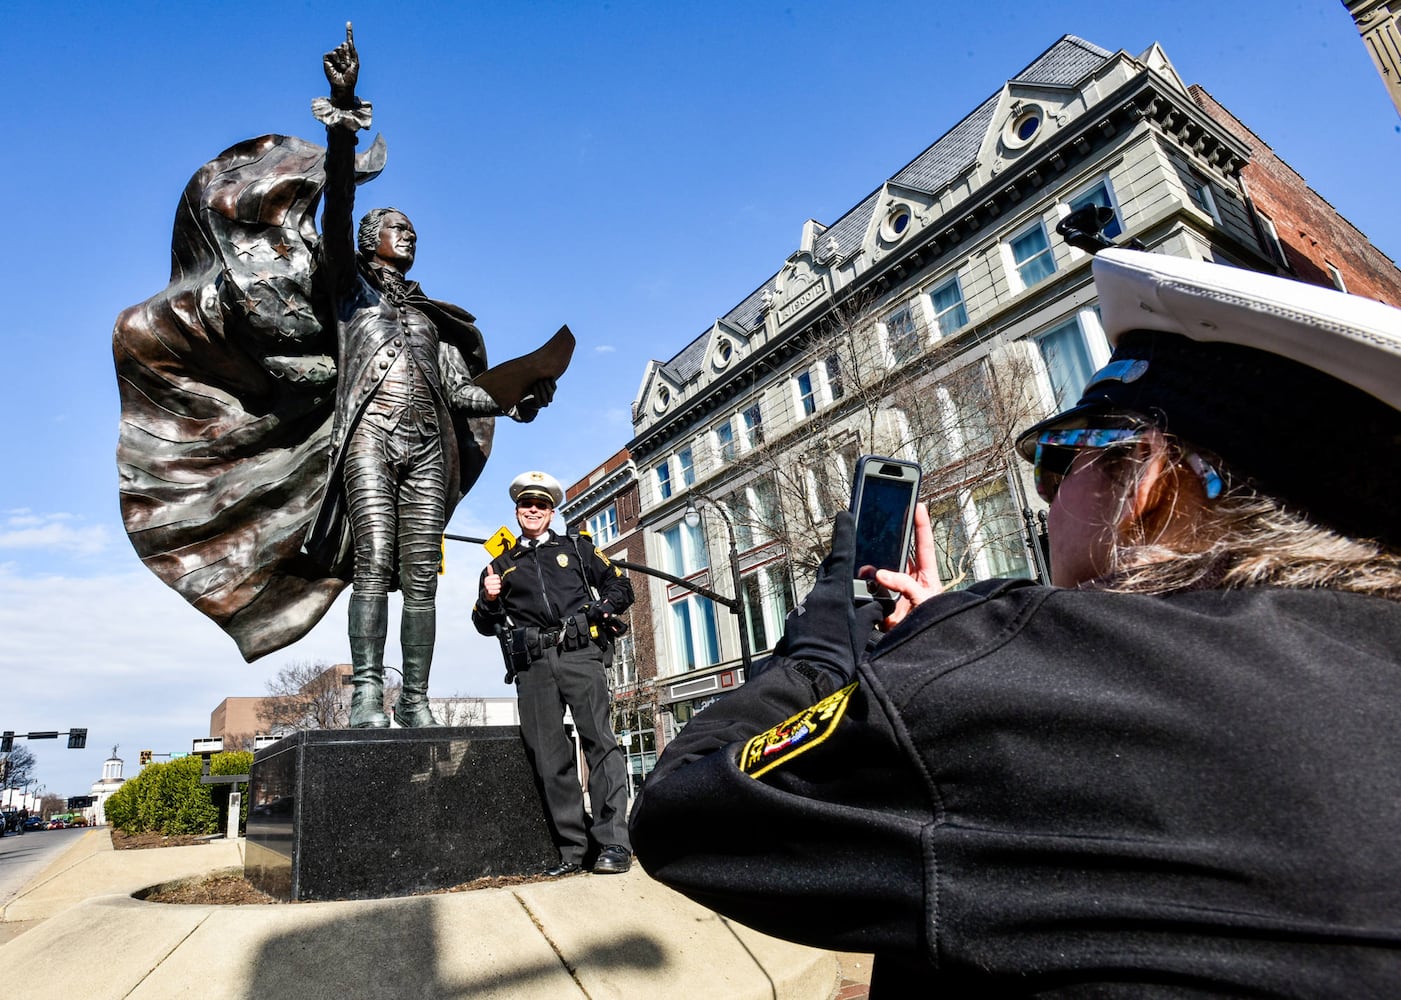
472, 532, 633, 633
630, 582, 1401, 997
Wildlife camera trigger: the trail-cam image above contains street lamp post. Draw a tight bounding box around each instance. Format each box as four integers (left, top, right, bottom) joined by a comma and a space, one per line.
683, 496, 753, 675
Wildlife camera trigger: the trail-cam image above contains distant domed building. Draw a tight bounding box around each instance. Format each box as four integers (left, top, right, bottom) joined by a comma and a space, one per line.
88, 748, 126, 827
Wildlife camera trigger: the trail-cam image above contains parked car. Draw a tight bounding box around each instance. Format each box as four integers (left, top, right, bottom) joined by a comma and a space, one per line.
0, 810, 18, 835
23, 816, 44, 831
47, 818, 65, 830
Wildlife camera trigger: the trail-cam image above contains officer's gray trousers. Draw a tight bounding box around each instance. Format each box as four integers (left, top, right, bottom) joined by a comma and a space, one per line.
516, 643, 632, 863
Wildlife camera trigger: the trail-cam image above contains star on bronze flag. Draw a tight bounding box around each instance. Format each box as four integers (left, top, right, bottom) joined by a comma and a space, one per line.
272, 240, 294, 260
283, 298, 313, 319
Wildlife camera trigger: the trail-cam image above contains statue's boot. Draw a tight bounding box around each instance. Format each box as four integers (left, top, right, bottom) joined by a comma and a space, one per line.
395, 605, 441, 728
349, 594, 391, 729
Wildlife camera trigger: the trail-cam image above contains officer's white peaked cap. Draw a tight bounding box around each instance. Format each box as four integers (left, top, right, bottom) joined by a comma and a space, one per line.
1092, 248, 1401, 412
510, 471, 564, 507
1016, 248, 1401, 547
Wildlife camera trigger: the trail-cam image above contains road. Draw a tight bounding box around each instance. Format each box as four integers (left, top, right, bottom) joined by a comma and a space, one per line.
0, 825, 90, 908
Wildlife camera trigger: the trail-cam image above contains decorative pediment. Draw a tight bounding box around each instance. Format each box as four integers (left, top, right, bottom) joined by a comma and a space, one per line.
980, 82, 1081, 181
770, 252, 833, 328
859, 181, 939, 264
703, 319, 752, 373
634, 360, 685, 426
1138, 42, 1190, 96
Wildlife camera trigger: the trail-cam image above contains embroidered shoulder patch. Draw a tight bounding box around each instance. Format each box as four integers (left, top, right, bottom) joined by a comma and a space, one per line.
739, 681, 858, 779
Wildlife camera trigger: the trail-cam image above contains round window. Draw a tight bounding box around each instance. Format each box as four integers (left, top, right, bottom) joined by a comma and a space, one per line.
654, 384, 671, 413
880, 204, 914, 243
714, 339, 734, 367
1003, 104, 1045, 150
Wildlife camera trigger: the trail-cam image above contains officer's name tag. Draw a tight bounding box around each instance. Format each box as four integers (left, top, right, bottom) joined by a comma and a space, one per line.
739, 681, 857, 779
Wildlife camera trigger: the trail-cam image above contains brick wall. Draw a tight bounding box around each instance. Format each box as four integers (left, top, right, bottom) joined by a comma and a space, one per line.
1191, 85, 1401, 307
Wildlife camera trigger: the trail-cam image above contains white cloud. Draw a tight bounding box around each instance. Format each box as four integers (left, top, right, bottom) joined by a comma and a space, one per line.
0, 562, 510, 800
0, 511, 109, 554
594, 344, 616, 353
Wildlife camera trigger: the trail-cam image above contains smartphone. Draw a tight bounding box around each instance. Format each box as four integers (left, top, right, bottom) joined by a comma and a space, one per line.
848, 455, 922, 602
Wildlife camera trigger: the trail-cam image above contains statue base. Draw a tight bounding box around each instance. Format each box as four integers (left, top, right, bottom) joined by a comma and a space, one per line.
245, 726, 555, 901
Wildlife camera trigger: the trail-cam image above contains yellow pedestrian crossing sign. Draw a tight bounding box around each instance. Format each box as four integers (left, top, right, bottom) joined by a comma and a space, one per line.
485, 526, 516, 558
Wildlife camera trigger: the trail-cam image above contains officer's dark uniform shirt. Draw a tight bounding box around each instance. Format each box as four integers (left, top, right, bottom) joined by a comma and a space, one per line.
471, 531, 632, 633
630, 583, 1401, 997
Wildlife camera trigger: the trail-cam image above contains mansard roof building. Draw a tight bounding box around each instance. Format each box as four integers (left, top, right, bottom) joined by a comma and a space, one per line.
604, 34, 1401, 736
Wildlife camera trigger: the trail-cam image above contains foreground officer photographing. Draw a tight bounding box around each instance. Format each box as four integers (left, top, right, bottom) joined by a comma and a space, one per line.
473, 472, 635, 876
631, 249, 1401, 995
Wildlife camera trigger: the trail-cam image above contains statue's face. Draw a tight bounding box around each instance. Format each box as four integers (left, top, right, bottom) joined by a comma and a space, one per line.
373, 211, 416, 273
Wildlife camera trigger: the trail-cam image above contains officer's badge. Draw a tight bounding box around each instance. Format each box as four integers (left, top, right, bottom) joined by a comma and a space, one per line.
739, 681, 857, 779
557, 554, 570, 568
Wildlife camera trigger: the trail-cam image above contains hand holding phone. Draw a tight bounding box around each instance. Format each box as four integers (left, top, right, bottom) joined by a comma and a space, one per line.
848, 455, 921, 608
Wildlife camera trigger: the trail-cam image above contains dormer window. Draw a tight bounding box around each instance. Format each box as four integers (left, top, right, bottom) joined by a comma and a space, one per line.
714, 338, 735, 368
653, 384, 671, 414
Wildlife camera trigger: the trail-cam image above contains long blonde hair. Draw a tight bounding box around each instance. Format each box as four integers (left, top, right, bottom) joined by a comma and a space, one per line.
1094, 446, 1401, 600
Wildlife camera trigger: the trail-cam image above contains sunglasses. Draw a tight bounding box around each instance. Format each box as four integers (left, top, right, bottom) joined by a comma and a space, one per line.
1032, 426, 1223, 503
516, 498, 554, 510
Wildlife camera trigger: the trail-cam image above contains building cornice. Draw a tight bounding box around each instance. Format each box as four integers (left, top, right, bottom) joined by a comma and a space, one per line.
559, 462, 636, 521
626, 71, 1251, 462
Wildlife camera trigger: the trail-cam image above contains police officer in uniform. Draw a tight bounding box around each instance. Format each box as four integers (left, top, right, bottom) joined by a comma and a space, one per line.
630, 250, 1401, 995
473, 472, 635, 876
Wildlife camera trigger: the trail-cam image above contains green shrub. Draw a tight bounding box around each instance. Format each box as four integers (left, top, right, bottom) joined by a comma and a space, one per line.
103, 751, 254, 835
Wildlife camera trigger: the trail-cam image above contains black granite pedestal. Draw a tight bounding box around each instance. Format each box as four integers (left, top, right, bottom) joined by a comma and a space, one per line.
245, 726, 555, 901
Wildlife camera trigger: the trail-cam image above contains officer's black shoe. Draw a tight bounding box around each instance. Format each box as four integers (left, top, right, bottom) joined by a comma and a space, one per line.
543, 860, 582, 878
592, 845, 632, 874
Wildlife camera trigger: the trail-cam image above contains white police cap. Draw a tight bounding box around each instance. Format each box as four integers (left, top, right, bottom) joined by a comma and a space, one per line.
1093, 248, 1401, 413
1016, 248, 1401, 546
509, 471, 564, 507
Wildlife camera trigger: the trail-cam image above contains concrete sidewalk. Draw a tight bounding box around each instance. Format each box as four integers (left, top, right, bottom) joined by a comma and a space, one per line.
0, 830, 841, 999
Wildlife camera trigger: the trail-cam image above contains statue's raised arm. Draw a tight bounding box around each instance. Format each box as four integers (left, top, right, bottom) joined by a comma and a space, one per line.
324, 23, 359, 106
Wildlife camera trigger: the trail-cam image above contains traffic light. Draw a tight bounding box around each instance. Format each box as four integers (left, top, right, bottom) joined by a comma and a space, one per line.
1, 731, 12, 753
67, 728, 87, 749
139, 749, 153, 765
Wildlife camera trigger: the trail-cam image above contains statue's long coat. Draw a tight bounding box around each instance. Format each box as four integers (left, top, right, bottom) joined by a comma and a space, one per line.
114, 134, 493, 661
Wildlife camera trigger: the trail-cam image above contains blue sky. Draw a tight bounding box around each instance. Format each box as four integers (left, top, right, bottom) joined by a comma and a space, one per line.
3, 1, 1397, 800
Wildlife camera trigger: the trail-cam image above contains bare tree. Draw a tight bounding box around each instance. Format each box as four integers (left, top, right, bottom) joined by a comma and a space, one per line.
39, 792, 65, 820
259, 660, 354, 732
432, 697, 487, 727
1, 745, 37, 790
608, 677, 659, 790
715, 288, 1051, 588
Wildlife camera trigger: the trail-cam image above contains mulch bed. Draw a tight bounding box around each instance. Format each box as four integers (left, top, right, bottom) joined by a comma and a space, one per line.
111, 830, 213, 851
141, 870, 281, 905
116, 829, 559, 904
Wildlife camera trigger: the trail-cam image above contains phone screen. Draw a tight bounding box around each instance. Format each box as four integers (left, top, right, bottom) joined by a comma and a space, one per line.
852, 475, 916, 575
